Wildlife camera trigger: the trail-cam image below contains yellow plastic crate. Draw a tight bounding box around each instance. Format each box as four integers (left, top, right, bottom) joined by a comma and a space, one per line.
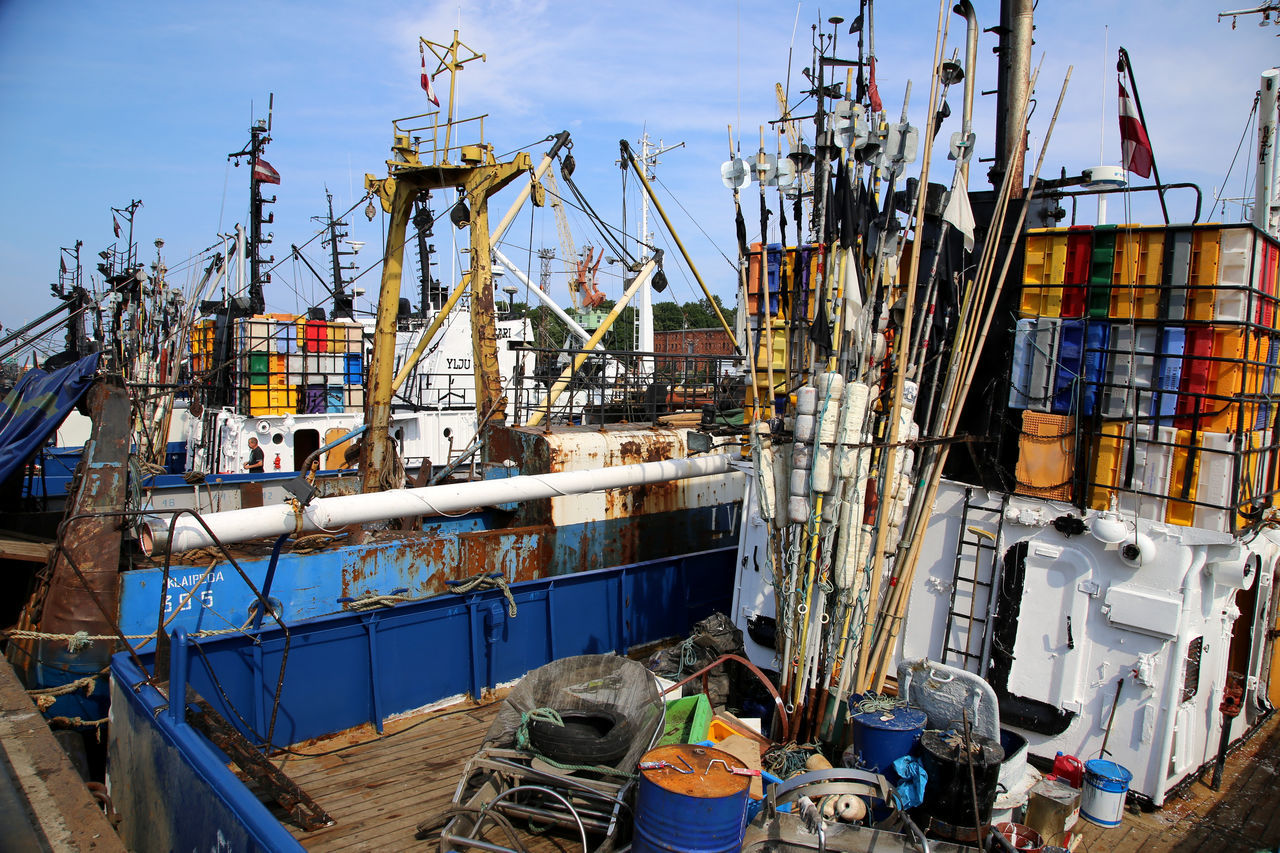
1021, 230, 1068, 317
1014, 412, 1075, 501
1088, 421, 1128, 510
1166, 429, 1201, 526
1187, 230, 1222, 322
1110, 229, 1164, 320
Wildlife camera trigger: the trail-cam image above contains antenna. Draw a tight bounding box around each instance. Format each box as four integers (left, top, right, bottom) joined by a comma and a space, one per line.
267, 92, 274, 132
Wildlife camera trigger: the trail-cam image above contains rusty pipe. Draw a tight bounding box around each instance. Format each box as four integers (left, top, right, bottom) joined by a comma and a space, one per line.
141, 453, 735, 555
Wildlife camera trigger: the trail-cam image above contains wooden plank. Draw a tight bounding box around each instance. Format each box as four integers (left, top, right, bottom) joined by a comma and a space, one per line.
0, 537, 53, 563
0, 660, 126, 852
285, 727, 486, 799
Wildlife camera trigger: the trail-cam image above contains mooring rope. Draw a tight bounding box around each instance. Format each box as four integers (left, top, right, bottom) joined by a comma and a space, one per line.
448, 573, 518, 618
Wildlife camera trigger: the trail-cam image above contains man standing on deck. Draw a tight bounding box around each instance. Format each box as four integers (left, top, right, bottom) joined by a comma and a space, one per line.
245, 436, 264, 473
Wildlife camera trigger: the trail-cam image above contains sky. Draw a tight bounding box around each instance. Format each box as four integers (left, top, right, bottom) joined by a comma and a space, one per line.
0, 1, 1276, 353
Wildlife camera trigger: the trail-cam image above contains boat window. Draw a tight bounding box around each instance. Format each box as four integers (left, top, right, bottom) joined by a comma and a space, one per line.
271, 433, 285, 445
1183, 636, 1204, 702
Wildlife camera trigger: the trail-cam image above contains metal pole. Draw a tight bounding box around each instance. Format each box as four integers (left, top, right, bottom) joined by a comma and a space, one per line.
619, 140, 738, 349
1118, 48, 1169, 224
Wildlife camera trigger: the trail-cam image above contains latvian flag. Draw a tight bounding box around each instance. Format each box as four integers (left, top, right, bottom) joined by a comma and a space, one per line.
1118, 81, 1154, 179
253, 158, 281, 185
421, 53, 440, 107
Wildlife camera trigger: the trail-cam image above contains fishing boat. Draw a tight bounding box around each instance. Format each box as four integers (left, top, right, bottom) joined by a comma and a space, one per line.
88, 3, 1280, 852
725, 0, 1280, 824
2, 33, 744, 759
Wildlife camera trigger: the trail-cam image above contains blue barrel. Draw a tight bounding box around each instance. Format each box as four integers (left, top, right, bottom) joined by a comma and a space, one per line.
1081, 759, 1132, 827
633, 744, 750, 853
844, 705, 927, 773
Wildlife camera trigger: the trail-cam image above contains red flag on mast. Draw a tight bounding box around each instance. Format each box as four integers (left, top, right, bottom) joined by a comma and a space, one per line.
112, 215, 122, 238
421, 52, 440, 107
253, 159, 281, 185
1118, 80, 1154, 179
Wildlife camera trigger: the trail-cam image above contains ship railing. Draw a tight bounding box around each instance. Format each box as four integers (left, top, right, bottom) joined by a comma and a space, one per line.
390, 112, 487, 168
394, 371, 479, 411
509, 346, 745, 427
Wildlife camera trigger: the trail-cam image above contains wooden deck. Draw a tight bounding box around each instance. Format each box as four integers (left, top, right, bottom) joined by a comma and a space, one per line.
273, 698, 582, 852
267, 699, 1280, 852
1073, 710, 1280, 853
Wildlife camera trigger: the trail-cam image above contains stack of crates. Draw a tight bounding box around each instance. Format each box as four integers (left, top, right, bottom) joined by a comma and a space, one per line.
743, 241, 828, 420
190, 315, 366, 417
1009, 222, 1280, 532
189, 319, 217, 375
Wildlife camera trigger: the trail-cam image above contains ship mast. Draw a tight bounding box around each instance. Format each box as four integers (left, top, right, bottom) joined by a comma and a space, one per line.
227, 95, 276, 315
632, 133, 683, 374
361, 32, 530, 493
316, 189, 357, 319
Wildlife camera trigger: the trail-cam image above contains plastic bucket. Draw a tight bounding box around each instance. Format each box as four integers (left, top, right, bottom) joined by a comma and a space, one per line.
843, 705, 927, 773
994, 821, 1045, 851
632, 744, 750, 853
1081, 759, 1132, 827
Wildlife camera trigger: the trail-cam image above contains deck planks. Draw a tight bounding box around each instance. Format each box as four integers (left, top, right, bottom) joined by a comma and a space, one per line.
266, 697, 1280, 852
1073, 710, 1280, 852
277, 699, 578, 852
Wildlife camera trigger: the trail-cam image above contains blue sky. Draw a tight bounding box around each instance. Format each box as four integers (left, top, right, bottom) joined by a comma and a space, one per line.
0, 1, 1276, 346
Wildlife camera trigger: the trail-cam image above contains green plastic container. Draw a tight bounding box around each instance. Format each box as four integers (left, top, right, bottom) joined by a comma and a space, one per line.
659, 694, 712, 746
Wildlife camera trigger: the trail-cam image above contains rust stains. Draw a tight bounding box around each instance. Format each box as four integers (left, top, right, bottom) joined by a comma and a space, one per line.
457, 525, 552, 582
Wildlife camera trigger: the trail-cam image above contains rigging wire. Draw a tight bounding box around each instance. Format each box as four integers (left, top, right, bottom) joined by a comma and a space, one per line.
1213, 93, 1260, 217
651, 172, 737, 269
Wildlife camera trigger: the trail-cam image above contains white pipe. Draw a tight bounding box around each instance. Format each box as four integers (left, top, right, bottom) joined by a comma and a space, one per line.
492, 246, 598, 347
142, 453, 733, 555
1255, 69, 1279, 238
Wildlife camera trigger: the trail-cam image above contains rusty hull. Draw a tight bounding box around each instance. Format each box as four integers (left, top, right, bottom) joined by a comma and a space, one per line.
33, 377, 130, 635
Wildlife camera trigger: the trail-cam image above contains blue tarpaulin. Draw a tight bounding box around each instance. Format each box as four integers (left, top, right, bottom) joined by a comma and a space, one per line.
0, 353, 100, 485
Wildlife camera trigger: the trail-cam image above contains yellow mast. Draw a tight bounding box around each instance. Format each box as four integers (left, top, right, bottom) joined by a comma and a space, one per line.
361, 35, 527, 494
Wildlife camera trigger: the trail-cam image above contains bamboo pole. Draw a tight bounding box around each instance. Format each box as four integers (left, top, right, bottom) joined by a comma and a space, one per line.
867, 68, 1074, 691
860, 63, 1037, 683
853, 0, 951, 694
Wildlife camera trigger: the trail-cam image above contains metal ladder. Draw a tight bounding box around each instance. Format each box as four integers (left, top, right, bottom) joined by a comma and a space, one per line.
939, 487, 1006, 676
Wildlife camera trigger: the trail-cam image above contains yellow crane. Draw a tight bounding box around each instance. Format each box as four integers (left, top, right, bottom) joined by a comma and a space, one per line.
544, 170, 582, 310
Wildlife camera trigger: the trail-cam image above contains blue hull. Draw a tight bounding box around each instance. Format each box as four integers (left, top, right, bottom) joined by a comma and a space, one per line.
108, 546, 736, 853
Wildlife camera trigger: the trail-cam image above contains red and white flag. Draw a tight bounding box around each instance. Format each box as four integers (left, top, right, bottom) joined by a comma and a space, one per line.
112, 214, 122, 238
1118, 80, 1154, 179
421, 53, 440, 107
253, 158, 281, 185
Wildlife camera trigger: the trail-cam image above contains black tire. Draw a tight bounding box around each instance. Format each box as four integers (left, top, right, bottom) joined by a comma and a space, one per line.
527, 707, 633, 766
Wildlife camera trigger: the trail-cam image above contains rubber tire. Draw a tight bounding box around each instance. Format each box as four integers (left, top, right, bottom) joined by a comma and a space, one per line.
527, 707, 632, 766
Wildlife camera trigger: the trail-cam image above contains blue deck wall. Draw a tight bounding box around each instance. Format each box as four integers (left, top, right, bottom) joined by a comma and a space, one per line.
108, 546, 735, 852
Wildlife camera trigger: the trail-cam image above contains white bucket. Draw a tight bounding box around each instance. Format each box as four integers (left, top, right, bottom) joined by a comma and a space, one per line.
1080, 759, 1132, 827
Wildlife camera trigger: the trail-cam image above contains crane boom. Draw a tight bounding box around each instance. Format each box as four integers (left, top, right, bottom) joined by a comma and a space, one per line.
544, 170, 581, 309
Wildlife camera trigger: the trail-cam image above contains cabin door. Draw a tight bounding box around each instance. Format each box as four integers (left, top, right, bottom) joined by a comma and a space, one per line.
324, 428, 356, 470
293, 429, 320, 473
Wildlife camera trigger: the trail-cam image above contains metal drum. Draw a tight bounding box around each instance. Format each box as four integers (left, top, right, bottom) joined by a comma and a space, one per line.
844, 705, 927, 773
632, 744, 751, 853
